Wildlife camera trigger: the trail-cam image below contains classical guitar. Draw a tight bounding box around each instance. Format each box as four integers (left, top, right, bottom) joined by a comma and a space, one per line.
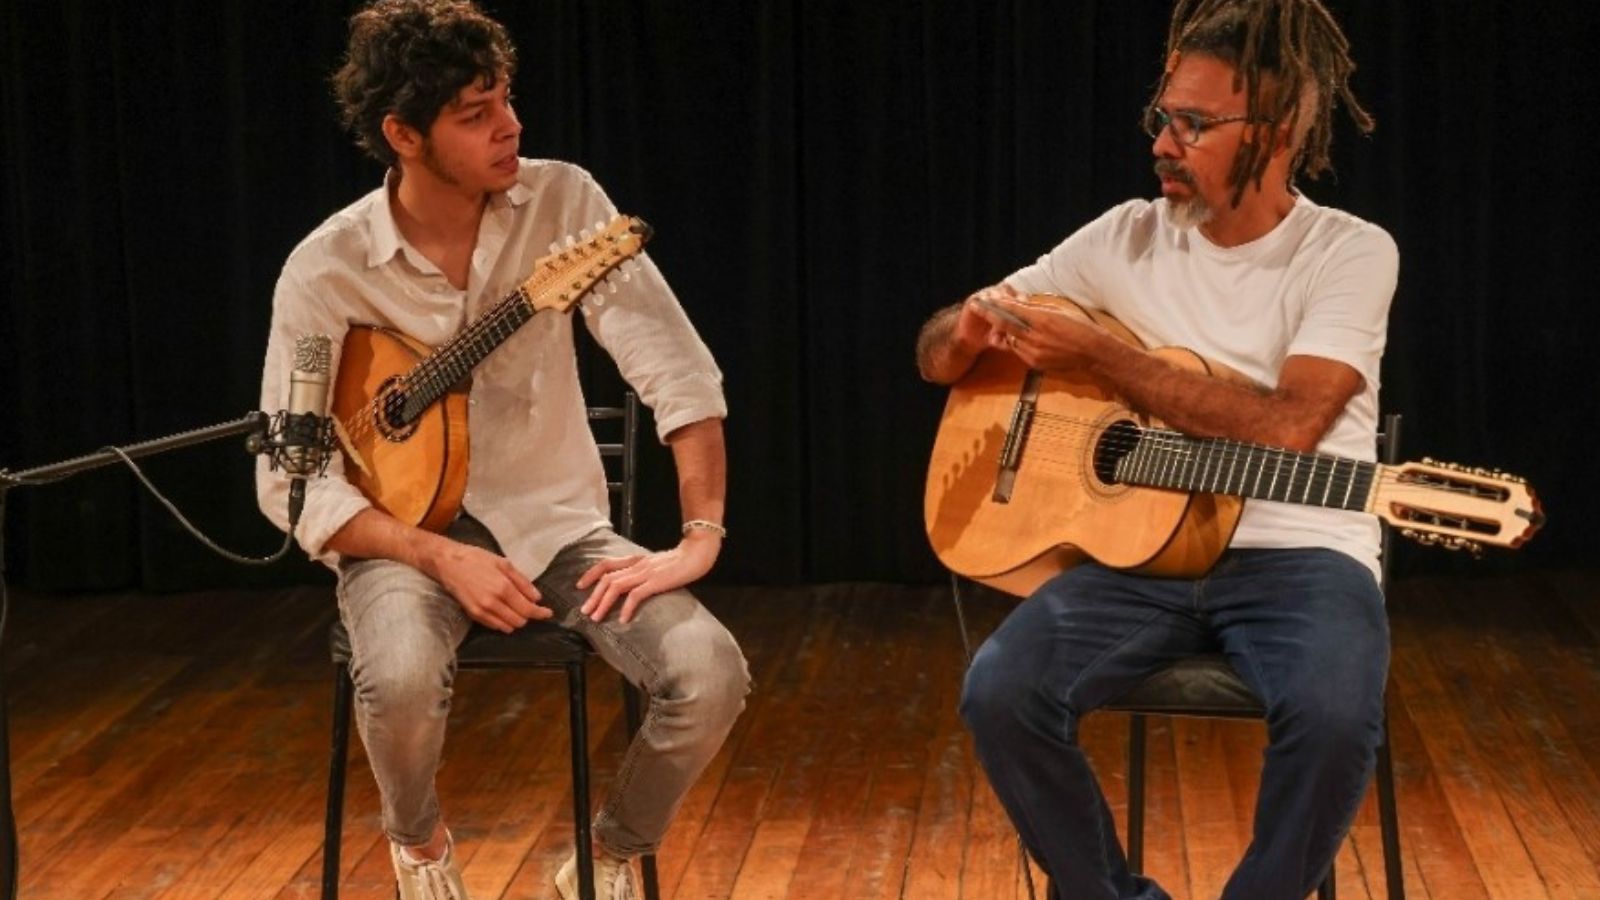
329, 215, 652, 531
924, 295, 1544, 597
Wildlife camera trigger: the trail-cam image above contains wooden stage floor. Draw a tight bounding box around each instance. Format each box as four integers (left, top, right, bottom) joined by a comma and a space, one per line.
3, 569, 1597, 898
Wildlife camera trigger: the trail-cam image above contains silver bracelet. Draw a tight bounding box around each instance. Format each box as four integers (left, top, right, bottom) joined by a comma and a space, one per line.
681, 519, 727, 539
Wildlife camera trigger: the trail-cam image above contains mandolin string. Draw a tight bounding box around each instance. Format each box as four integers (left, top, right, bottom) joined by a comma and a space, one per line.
336, 227, 634, 449
339, 284, 535, 447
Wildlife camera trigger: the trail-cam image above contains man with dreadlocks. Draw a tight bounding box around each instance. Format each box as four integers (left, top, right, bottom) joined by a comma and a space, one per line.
916, 1, 1395, 897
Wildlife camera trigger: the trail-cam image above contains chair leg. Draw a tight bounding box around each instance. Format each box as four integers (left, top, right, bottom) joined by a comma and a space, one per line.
1317, 863, 1336, 899
323, 664, 355, 900
1127, 714, 1148, 872
621, 680, 662, 900
569, 662, 595, 900
1376, 714, 1405, 899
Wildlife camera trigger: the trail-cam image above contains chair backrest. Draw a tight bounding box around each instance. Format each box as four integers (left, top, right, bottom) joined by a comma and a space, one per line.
1376, 412, 1401, 592
588, 392, 640, 541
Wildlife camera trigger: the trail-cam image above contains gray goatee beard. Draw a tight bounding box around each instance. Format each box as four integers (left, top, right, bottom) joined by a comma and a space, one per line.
1154, 159, 1212, 230
1167, 194, 1213, 230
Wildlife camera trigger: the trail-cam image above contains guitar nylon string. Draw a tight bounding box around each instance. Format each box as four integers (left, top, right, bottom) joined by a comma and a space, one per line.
992, 410, 1504, 502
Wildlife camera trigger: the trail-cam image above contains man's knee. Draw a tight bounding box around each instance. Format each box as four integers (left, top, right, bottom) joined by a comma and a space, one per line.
656, 616, 750, 722
348, 604, 457, 718
960, 644, 1037, 738
1272, 673, 1385, 761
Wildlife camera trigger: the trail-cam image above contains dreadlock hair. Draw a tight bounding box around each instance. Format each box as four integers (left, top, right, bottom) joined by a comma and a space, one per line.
332, 0, 517, 167
1153, 0, 1374, 207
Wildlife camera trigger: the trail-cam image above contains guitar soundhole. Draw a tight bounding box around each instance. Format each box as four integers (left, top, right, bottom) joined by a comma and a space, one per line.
1092, 420, 1142, 485
375, 379, 418, 442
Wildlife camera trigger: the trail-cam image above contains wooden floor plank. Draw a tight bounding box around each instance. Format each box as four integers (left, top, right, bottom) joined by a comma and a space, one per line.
0, 573, 1596, 898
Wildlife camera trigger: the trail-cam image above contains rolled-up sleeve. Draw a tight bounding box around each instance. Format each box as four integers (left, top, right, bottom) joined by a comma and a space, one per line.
255, 263, 372, 565
567, 171, 727, 441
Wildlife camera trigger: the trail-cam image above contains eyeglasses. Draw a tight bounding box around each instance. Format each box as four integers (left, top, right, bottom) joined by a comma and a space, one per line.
1142, 105, 1270, 146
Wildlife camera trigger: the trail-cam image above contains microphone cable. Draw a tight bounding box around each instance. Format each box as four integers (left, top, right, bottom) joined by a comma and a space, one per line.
98, 445, 299, 566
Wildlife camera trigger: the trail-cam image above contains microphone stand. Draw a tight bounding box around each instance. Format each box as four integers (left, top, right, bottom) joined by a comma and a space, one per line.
0, 411, 275, 900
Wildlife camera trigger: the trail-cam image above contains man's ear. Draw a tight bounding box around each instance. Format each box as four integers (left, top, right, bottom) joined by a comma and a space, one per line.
381, 113, 424, 161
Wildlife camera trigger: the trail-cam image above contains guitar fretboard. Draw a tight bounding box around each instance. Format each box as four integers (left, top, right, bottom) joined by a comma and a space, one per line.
1114, 428, 1378, 511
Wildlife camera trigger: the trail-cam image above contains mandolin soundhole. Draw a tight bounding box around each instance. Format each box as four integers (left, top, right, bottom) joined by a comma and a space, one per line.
374, 378, 419, 443
1092, 420, 1142, 486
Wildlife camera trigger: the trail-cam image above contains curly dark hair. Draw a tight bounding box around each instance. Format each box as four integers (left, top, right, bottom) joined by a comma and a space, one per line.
1154, 0, 1374, 207
331, 0, 517, 166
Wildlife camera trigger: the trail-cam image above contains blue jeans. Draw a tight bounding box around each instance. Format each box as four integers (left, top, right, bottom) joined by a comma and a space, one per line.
960, 549, 1389, 900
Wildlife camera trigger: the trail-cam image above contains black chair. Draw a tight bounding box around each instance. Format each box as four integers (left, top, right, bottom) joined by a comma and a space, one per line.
1103, 412, 1405, 900
322, 392, 662, 900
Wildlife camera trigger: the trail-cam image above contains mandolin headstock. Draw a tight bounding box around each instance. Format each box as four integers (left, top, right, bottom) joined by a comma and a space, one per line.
519, 215, 653, 315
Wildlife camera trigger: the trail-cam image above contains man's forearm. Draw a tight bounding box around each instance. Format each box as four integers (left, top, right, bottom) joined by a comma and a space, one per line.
665, 417, 727, 529
325, 507, 451, 578
916, 302, 981, 384
1087, 339, 1341, 452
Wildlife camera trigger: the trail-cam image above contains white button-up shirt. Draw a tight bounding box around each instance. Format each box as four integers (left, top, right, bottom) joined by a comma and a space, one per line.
256, 159, 726, 578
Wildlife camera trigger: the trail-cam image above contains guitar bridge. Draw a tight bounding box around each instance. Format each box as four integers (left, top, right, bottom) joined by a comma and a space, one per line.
993, 371, 1043, 504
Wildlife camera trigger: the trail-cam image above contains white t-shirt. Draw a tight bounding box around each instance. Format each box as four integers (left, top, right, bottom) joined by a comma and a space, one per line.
1006, 194, 1398, 578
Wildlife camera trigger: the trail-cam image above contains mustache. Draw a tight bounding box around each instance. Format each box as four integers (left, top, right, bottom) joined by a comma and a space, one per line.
1153, 159, 1195, 185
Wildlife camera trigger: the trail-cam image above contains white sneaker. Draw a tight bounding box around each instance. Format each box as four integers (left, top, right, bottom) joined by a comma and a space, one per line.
390, 833, 470, 900
555, 850, 640, 900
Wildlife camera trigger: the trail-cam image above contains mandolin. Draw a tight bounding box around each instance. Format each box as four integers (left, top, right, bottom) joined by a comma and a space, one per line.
329, 215, 651, 531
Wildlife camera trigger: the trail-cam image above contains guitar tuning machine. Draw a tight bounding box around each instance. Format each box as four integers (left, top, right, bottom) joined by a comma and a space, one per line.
1401, 528, 1484, 557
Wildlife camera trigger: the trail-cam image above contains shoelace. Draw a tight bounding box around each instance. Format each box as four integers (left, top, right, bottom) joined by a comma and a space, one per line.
400, 854, 463, 900
602, 861, 637, 900
422, 862, 460, 899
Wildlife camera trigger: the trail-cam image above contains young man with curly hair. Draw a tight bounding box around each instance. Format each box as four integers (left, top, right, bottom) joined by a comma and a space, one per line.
256, 2, 748, 897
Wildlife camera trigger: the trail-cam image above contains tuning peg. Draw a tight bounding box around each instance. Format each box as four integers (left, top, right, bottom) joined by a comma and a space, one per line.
608, 280, 620, 295
595, 219, 607, 233
579, 227, 594, 241
548, 241, 562, 254
564, 234, 578, 248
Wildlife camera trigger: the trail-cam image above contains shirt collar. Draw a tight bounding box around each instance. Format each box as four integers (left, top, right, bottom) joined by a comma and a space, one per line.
364, 165, 533, 269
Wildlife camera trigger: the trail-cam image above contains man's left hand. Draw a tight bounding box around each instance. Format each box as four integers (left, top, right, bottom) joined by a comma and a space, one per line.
576, 532, 721, 624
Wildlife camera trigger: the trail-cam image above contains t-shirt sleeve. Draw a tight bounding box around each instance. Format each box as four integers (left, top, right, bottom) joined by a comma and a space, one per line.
1002, 200, 1144, 305
1286, 223, 1399, 387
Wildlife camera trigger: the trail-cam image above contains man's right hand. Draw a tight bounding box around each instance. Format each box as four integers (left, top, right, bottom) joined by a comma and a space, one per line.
916, 283, 1022, 384
425, 540, 550, 633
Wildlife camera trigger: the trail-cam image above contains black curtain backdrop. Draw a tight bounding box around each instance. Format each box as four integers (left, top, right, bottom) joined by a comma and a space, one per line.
2, 1, 1596, 592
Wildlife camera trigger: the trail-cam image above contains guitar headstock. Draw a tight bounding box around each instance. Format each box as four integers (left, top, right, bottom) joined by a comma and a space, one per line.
519, 214, 653, 314
1373, 458, 1545, 555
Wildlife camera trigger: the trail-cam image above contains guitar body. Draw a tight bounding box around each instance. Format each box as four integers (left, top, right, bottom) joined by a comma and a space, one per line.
331, 325, 470, 532
924, 296, 1244, 597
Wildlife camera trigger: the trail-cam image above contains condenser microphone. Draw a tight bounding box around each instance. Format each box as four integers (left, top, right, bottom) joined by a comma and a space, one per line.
280, 334, 335, 527
282, 334, 334, 477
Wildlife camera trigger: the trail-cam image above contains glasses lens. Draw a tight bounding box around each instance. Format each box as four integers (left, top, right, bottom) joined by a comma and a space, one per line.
1172, 112, 1200, 145
1142, 106, 1165, 139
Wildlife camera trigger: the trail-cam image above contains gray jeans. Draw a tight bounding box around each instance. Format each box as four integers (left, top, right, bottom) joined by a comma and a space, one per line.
337, 517, 750, 856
